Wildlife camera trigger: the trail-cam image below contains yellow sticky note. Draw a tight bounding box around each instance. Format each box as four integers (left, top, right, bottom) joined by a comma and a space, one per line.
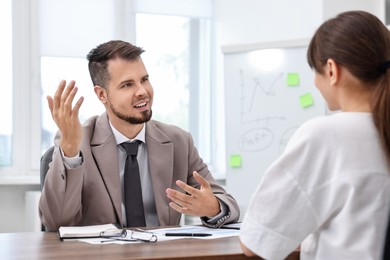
287, 73, 300, 86
229, 155, 242, 168
300, 93, 314, 108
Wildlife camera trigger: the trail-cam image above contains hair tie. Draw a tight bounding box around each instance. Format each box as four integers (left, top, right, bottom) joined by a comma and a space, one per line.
379, 60, 390, 73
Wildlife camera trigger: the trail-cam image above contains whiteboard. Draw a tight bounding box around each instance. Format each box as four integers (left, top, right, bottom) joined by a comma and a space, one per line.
223, 39, 327, 218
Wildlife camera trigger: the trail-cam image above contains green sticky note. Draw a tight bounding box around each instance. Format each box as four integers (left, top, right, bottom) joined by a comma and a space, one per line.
287, 73, 300, 86
229, 155, 242, 168
300, 93, 314, 108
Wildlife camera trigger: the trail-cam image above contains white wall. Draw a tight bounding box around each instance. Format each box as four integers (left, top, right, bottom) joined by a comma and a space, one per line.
0, 185, 40, 232
323, 0, 383, 21
214, 0, 322, 46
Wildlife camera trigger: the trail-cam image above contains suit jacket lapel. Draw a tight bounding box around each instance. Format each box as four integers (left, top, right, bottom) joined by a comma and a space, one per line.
145, 121, 174, 226
90, 113, 123, 225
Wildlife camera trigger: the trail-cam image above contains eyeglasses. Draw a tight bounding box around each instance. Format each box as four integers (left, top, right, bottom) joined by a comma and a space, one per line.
99, 228, 157, 243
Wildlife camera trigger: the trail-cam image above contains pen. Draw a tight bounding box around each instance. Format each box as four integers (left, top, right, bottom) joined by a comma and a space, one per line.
165, 233, 212, 237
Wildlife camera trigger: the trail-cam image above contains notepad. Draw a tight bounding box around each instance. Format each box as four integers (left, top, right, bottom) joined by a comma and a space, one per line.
58, 223, 120, 240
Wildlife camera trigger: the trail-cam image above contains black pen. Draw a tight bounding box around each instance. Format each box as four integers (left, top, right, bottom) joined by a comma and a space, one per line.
165, 233, 212, 237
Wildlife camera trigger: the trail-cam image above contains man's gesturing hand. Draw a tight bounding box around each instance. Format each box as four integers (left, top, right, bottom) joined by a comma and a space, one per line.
166, 171, 220, 217
47, 80, 84, 157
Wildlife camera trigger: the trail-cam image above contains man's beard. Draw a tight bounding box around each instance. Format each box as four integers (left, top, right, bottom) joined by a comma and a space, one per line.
110, 103, 152, 124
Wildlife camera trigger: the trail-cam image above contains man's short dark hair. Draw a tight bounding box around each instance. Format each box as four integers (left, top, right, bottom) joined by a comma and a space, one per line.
86, 40, 145, 88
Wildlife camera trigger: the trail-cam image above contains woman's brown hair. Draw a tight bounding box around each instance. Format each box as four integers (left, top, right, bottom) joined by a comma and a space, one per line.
307, 11, 390, 163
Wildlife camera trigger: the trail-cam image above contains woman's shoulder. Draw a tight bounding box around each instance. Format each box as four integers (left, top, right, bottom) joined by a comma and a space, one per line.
298, 112, 372, 135
288, 113, 373, 147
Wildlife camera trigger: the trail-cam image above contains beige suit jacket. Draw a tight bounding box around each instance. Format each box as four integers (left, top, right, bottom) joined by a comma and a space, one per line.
39, 113, 239, 231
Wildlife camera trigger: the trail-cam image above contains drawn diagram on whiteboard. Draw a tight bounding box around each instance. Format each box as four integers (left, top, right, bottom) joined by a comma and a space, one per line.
238, 127, 274, 152
240, 69, 286, 125
236, 67, 305, 153
279, 126, 299, 153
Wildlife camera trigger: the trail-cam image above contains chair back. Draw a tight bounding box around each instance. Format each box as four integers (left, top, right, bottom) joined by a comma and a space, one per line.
40, 146, 54, 190
39, 146, 54, 231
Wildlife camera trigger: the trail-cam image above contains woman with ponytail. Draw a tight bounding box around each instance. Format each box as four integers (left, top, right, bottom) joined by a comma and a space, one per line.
239, 11, 390, 260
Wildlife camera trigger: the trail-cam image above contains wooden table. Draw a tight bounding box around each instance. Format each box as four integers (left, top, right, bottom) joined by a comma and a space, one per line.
0, 231, 299, 260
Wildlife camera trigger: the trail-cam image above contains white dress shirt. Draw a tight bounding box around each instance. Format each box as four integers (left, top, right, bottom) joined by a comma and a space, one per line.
110, 123, 159, 227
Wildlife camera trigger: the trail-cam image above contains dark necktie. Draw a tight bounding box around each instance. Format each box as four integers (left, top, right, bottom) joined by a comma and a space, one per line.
120, 141, 146, 227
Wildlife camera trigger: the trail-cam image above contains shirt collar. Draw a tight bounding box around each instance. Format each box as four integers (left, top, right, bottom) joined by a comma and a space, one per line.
109, 122, 146, 145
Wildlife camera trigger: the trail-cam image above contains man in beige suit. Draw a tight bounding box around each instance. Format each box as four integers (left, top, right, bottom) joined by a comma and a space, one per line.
39, 40, 239, 232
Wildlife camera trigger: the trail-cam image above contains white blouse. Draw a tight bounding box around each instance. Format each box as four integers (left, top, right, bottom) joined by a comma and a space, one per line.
240, 113, 390, 260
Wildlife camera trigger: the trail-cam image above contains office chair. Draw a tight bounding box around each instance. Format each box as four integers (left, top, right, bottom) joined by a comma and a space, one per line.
40, 146, 54, 231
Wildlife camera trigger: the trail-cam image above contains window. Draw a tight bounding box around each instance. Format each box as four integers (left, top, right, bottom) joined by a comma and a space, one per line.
39, 1, 213, 165
38, 0, 116, 157
135, 13, 212, 162
0, 0, 12, 167
1, 0, 214, 179
40, 57, 105, 154
136, 14, 191, 131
